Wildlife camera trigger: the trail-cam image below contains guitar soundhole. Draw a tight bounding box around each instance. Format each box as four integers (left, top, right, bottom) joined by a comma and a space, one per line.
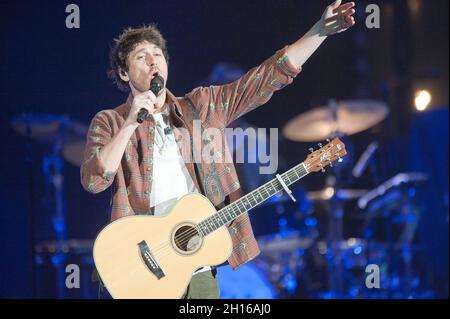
173, 225, 202, 253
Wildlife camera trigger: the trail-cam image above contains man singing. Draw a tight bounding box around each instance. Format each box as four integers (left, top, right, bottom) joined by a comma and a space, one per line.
81, 0, 355, 299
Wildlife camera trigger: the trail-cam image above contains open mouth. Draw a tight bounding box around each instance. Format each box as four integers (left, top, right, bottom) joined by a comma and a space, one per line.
150, 71, 160, 80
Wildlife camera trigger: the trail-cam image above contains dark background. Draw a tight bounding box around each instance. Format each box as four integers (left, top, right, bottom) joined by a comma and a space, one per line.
0, 0, 448, 298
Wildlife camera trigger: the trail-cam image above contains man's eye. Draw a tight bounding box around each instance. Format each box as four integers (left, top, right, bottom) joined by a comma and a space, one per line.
137, 55, 145, 59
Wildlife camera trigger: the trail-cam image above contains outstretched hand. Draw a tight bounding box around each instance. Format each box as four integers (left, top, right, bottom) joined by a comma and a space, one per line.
320, 0, 356, 36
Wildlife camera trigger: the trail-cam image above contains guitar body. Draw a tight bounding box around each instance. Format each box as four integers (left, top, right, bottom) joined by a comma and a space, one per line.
93, 193, 233, 299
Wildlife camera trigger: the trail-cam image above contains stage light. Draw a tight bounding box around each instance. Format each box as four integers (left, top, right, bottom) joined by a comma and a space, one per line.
414, 90, 431, 111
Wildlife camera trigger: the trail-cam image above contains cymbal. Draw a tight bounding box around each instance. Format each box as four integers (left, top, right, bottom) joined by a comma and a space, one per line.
12, 113, 88, 143
12, 113, 88, 166
358, 172, 429, 210
283, 100, 389, 142
307, 187, 368, 201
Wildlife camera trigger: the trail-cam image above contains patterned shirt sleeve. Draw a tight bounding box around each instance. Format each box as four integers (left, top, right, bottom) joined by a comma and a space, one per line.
185, 46, 302, 127
80, 111, 117, 194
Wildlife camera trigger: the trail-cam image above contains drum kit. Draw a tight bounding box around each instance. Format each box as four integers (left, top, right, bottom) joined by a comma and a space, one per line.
224, 98, 432, 299
12, 99, 431, 299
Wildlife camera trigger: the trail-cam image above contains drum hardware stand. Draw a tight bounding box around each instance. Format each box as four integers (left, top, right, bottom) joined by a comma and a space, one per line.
13, 114, 90, 298
42, 123, 69, 298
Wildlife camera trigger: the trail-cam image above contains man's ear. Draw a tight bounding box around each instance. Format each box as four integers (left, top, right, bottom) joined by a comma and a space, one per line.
119, 68, 129, 82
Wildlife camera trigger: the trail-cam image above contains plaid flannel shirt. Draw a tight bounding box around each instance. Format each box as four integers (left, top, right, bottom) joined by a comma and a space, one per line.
81, 46, 301, 269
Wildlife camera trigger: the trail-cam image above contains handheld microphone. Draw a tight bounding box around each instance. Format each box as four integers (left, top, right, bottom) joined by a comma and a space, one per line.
137, 75, 165, 124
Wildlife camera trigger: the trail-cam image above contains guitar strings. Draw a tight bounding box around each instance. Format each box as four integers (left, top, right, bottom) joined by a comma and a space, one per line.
147, 169, 303, 255
147, 160, 311, 255
96, 167, 316, 286
150, 143, 333, 254
145, 169, 302, 259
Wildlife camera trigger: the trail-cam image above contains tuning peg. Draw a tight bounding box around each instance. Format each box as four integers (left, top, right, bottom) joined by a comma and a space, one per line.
317, 143, 323, 148
338, 157, 343, 163
309, 147, 314, 153
326, 138, 331, 143
329, 162, 333, 167
321, 167, 326, 173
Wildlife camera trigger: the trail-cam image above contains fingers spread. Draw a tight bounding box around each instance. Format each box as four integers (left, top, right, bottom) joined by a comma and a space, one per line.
333, 1, 355, 14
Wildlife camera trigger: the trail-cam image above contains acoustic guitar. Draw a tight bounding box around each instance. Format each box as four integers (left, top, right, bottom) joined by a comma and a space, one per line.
93, 138, 346, 298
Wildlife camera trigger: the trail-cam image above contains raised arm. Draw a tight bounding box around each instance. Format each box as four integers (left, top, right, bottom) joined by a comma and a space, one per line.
286, 0, 355, 68
184, 1, 355, 127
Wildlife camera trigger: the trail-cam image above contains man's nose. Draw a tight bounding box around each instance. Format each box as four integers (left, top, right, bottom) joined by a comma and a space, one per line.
146, 55, 157, 66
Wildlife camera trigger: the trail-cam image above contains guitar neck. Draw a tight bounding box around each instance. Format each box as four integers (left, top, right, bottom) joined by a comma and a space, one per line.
197, 162, 310, 236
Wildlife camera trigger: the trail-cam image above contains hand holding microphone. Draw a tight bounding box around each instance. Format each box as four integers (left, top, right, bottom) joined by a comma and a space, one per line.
127, 75, 165, 125
137, 75, 164, 123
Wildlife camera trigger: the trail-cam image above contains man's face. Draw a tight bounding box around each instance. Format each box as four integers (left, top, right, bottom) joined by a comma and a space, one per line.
120, 40, 168, 94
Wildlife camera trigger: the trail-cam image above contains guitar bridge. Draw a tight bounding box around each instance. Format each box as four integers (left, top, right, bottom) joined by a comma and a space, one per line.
138, 240, 165, 280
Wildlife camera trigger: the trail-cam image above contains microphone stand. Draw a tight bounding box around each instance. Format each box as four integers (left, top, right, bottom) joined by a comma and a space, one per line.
42, 122, 69, 298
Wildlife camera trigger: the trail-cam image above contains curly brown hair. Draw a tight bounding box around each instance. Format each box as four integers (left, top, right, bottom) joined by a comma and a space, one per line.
108, 24, 169, 91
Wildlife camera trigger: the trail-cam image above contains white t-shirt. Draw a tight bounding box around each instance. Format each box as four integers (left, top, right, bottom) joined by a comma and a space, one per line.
150, 112, 211, 276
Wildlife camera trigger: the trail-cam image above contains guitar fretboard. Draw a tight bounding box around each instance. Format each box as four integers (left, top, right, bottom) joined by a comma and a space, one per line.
197, 162, 309, 236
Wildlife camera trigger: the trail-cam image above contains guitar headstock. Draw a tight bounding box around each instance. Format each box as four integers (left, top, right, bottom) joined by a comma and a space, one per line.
304, 138, 347, 173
